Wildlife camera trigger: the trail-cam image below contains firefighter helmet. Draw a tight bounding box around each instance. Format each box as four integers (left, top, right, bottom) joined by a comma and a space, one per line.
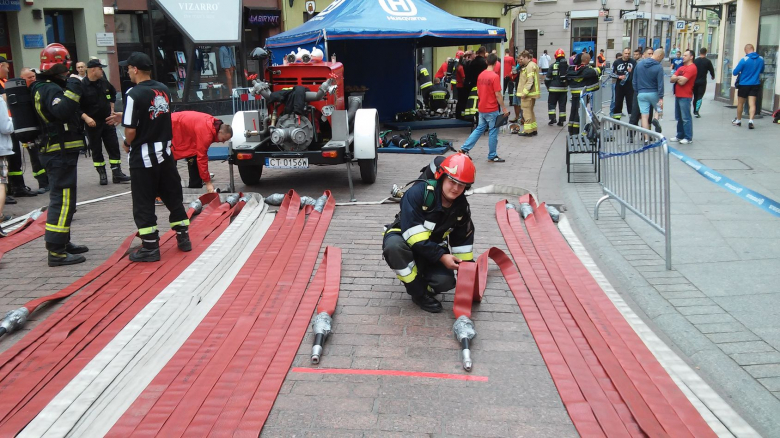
434, 153, 476, 185
554, 49, 566, 59
40, 43, 72, 71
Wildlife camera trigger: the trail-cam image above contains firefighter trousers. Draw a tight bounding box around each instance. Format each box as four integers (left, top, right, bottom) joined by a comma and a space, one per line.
130, 157, 189, 240
568, 94, 581, 135
382, 233, 456, 296
8, 135, 44, 187
521, 97, 537, 133
39, 151, 79, 247
547, 92, 567, 122
186, 156, 203, 188
86, 122, 122, 168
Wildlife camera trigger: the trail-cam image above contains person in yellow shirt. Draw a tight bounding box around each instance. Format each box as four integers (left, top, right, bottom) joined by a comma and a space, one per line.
516, 50, 540, 136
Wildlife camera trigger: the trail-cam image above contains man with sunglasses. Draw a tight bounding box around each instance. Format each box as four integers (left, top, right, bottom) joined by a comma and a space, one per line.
382, 153, 476, 313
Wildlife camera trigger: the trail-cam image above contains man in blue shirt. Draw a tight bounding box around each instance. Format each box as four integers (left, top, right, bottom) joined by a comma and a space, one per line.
731, 44, 765, 129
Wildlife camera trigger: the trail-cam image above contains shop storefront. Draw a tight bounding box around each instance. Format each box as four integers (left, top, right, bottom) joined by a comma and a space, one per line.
758, 0, 780, 112
106, 0, 280, 113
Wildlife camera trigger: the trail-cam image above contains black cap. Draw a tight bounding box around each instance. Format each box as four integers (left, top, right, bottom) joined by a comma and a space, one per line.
119, 52, 153, 71
87, 59, 107, 68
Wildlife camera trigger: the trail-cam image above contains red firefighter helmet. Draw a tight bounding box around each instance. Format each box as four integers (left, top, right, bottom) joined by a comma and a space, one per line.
554, 49, 566, 59
40, 43, 72, 71
434, 153, 476, 185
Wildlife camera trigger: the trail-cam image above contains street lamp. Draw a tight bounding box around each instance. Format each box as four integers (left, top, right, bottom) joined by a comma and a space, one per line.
620, 0, 641, 19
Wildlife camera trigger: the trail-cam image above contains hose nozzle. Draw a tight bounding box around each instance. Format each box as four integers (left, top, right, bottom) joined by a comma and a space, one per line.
0, 307, 30, 339
311, 312, 332, 363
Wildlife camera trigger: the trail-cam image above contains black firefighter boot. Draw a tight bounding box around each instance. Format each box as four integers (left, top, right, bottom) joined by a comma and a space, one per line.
35, 172, 50, 194
111, 164, 131, 183
174, 225, 192, 252
47, 242, 86, 267
129, 235, 161, 262
404, 277, 443, 313
96, 166, 108, 186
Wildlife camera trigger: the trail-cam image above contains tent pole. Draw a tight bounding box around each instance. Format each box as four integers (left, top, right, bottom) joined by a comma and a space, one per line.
323, 30, 329, 61
500, 40, 505, 103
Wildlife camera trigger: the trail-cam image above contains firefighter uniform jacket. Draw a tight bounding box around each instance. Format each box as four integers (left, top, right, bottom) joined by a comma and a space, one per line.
517, 61, 541, 98
417, 65, 433, 91
545, 58, 569, 93
385, 180, 474, 264
567, 64, 601, 95
79, 76, 116, 120
31, 79, 85, 154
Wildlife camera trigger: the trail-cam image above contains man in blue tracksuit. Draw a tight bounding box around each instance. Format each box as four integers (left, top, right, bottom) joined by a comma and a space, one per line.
731, 44, 765, 129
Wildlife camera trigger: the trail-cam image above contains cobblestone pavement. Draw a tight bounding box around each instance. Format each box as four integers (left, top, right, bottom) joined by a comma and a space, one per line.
1, 90, 775, 436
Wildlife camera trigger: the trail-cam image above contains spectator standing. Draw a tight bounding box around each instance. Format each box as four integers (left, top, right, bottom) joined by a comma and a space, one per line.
0, 90, 13, 232
538, 50, 552, 75
611, 48, 637, 120
118, 52, 191, 262
731, 44, 765, 129
670, 50, 697, 144
633, 48, 665, 132
516, 50, 540, 136
692, 48, 715, 118
80, 59, 131, 185
458, 53, 509, 163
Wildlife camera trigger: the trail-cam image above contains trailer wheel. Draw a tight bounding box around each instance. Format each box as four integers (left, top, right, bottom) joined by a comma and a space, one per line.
237, 164, 262, 185
355, 108, 379, 184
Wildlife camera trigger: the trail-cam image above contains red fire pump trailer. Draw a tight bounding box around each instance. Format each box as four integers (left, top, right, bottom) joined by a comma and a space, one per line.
228, 62, 378, 199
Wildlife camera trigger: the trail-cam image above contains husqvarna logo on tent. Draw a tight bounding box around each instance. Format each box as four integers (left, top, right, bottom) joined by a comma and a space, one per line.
380, 0, 426, 20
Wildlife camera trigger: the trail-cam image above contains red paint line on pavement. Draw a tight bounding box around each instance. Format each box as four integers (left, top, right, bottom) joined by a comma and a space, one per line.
291, 367, 489, 382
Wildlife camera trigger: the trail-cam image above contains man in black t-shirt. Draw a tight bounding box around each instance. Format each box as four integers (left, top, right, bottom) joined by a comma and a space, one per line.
610, 48, 636, 119
692, 48, 715, 118
80, 59, 130, 185
118, 52, 190, 262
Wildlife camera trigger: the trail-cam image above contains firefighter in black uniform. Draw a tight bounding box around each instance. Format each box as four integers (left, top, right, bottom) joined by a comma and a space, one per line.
80, 59, 130, 185
566, 53, 601, 135
117, 52, 190, 262
382, 153, 476, 313
545, 49, 569, 126
31, 45, 90, 266
610, 48, 636, 119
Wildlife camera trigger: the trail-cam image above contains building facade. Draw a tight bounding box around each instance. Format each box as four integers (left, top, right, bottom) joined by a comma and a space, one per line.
1, 0, 105, 78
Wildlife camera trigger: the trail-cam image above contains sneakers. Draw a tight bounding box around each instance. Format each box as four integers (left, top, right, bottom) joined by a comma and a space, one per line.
679, 139, 693, 144
487, 156, 506, 163
669, 137, 679, 142
732, 118, 742, 126
749, 121, 755, 129
129, 247, 161, 262
48, 251, 86, 267
411, 294, 443, 313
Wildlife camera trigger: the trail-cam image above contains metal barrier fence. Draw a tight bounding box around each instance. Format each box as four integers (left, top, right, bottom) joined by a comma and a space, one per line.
232, 87, 265, 114
594, 116, 672, 270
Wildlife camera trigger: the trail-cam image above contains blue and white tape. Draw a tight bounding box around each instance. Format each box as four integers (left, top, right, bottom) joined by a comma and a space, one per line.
668, 146, 780, 218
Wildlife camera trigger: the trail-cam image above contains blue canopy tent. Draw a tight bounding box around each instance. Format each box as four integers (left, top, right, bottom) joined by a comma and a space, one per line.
266, 0, 506, 121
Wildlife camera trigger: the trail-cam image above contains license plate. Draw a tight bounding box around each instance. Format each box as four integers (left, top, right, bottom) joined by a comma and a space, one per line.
265, 157, 309, 169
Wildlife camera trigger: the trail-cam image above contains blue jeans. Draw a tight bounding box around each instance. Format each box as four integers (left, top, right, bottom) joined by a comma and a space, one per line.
609, 82, 616, 115
460, 110, 500, 159
675, 97, 692, 141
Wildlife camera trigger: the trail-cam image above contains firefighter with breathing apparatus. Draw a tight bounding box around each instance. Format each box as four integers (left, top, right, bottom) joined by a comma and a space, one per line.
383, 153, 475, 313
29, 44, 89, 265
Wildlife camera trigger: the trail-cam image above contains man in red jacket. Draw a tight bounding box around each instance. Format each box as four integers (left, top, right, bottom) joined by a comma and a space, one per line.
171, 111, 232, 193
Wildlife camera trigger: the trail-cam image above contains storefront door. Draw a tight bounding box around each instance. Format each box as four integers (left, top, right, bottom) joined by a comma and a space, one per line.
720, 4, 737, 100
44, 10, 79, 65
0, 12, 13, 77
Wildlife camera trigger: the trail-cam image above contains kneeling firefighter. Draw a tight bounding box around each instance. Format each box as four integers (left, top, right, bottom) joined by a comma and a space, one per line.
32, 44, 89, 266
382, 153, 476, 313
